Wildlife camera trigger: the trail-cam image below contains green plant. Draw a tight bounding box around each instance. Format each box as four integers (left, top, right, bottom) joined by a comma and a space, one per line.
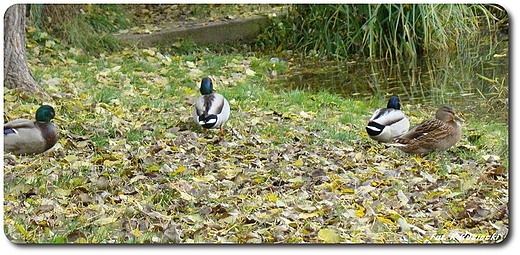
256, 4, 504, 61
28, 4, 136, 54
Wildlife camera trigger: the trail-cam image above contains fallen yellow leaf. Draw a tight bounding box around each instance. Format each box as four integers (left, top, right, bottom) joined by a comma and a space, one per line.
293, 158, 304, 167
377, 216, 393, 224
318, 228, 341, 243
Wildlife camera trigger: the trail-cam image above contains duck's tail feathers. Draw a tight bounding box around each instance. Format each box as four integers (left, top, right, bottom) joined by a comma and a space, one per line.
199, 115, 218, 128
365, 122, 385, 136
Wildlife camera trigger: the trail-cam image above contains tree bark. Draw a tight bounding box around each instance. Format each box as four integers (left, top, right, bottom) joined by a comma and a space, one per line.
4, 4, 47, 96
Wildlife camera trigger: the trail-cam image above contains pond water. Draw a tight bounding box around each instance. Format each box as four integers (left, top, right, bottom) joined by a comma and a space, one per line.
271, 31, 509, 124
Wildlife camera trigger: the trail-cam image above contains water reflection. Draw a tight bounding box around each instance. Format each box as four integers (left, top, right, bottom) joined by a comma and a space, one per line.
272, 32, 508, 124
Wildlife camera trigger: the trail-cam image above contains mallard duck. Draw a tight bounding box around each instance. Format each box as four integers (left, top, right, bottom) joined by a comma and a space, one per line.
4, 105, 58, 155
365, 95, 410, 143
193, 77, 230, 136
390, 105, 464, 154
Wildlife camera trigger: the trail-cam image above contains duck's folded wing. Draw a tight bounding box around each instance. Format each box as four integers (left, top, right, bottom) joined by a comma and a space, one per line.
4, 119, 35, 134
205, 94, 226, 115
369, 109, 406, 126
194, 96, 206, 117
399, 119, 449, 140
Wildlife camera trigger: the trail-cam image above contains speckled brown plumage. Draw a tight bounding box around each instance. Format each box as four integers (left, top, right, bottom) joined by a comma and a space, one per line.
391, 106, 464, 154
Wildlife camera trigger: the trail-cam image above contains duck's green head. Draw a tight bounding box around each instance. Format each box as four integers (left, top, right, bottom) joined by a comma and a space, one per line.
35, 105, 56, 122
387, 95, 401, 110
200, 77, 214, 95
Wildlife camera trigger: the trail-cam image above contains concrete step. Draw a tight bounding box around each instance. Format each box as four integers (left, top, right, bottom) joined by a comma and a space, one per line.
115, 15, 271, 47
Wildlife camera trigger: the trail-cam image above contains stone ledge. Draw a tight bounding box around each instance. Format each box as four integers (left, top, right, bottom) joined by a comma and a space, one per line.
115, 15, 270, 47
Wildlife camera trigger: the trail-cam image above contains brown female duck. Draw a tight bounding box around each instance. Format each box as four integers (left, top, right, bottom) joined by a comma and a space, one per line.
390, 106, 464, 154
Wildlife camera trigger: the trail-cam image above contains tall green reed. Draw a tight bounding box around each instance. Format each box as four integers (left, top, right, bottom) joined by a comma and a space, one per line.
256, 4, 504, 61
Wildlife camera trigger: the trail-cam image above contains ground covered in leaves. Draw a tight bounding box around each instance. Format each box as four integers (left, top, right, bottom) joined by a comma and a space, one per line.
120, 4, 286, 35
3, 5, 509, 244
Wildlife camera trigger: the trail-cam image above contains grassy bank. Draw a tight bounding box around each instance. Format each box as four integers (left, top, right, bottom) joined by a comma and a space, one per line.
3, 29, 508, 243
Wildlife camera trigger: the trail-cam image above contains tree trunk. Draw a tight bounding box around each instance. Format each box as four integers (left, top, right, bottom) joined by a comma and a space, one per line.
4, 4, 47, 96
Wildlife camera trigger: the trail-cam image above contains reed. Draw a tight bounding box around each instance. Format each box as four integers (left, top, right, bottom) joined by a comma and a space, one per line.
257, 4, 505, 61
